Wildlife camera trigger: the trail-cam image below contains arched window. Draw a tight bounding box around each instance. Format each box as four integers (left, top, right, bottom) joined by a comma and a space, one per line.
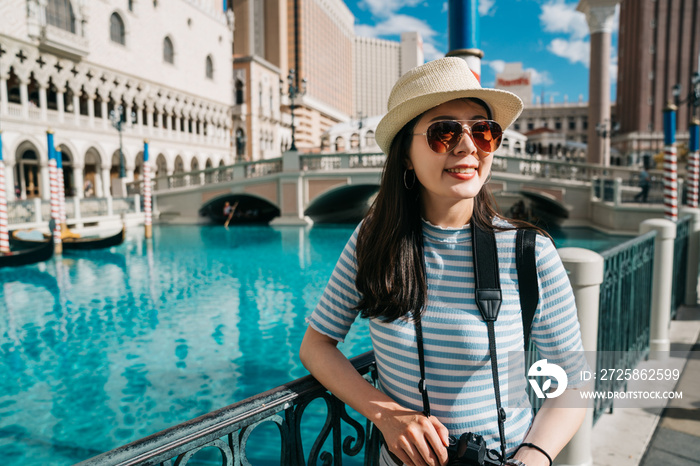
163, 37, 174, 64
235, 80, 244, 104
205, 55, 214, 79
47, 0, 76, 33
128, 0, 134, 11
365, 130, 375, 147
110, 13, 125, 45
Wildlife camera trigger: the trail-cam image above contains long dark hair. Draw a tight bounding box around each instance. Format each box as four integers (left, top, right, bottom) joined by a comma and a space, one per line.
354, 100, 547, 322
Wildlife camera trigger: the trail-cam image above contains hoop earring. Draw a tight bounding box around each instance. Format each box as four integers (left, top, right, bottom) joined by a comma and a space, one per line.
403, 169, 416, 190
483, 172, 492, 184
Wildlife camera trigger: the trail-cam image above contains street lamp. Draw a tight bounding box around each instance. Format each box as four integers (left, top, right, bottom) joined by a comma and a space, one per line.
284, 69, 307, 151
672, 73, 700, 116
109, 104, 136, 179
355, 111, 365, 154
596, 118, 621, 165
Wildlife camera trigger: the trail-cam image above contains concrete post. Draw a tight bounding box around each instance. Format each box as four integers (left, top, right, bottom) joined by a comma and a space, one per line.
590, 176, 599, 201
613, 177, 622, 205
73, 197, 83, 229
640, 219, 676, 353
282, 149, 300, 172
681, 207, 700, 305
33, 197, 42, 223
556, 247, 604, 466
106, 196, 114, 217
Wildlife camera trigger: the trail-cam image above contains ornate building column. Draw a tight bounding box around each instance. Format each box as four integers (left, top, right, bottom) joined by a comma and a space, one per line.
73, 166, 84, 199
101, 167, 112, 198
0, 67, 8, 116
578, 0, 620, 165
146, 102, 155, 134
86, 92, 96, 127
17, 72, 30, 119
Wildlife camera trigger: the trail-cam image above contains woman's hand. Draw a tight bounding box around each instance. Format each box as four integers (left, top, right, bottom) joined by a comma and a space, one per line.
378, 407, 450, 466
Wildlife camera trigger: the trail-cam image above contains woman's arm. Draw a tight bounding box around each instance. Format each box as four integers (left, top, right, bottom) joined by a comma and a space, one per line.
300, 326, 450, 466
511, 391, 587, 466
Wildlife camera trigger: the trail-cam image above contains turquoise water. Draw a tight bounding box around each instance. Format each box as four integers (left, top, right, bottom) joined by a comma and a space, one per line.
0, 224, 625, 465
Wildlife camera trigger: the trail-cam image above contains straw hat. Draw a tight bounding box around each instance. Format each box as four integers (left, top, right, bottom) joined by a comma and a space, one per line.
375, 57, 524, 154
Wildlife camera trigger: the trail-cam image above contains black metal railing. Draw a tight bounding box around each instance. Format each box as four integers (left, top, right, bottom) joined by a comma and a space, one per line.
76, 352, 380, 466
594, 230, 656, 422
671, 215, 691, 319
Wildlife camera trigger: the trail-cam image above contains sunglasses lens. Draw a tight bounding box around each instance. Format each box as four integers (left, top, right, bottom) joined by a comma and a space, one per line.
471, 121, 503, 153
426, 121, 463, 153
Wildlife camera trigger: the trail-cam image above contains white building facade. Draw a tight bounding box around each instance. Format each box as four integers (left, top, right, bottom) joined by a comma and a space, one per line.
0, 0, 234, 201
353, 32, 424, 119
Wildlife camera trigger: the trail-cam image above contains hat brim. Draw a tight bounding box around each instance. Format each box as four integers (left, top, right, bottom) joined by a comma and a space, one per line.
375, 88, 523, 155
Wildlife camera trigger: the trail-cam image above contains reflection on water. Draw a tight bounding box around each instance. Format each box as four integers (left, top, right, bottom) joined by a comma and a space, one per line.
0, 224, 371, 465
0, 224, 626, 465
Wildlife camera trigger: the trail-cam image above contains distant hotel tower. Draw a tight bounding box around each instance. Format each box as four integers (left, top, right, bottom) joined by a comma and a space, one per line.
615, 0, 700, 165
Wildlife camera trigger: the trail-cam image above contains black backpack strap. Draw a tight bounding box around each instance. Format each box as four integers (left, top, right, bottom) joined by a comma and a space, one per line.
471, 222, 507, 464
516, 229, 539, 349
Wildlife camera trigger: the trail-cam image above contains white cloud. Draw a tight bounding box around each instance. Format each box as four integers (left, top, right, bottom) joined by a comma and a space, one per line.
479, 0, 496, 16
547, 38, 590, 66
525, 67, 554, 86
354, 14, 438, 40
485, 60, 506, 74
539, 0, 589, 40
422, 42, 444, 62
359, 0, 423, 18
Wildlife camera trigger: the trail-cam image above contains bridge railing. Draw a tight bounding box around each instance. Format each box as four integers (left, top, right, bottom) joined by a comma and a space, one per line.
129, 158, 284, 194
300, 152, 386, 170
671, 215, 691, 319
76, 351, 381, 466
594, 230, 656, 421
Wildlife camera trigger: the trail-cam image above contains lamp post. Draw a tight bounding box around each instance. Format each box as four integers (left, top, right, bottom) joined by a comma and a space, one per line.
109, 104, 136, 195
595, 118, 619, 165
672, 72, 700, 118
356, 111, 365, 155
285, 69, 307, 152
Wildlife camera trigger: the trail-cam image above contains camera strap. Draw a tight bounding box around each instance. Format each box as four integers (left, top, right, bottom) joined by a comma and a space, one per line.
413, 222, 510, 465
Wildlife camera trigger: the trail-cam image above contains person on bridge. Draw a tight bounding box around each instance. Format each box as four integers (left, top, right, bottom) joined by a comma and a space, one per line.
300, 57, 588, 466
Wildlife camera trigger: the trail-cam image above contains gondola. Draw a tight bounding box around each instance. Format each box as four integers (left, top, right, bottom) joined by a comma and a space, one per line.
1, 222, 54, 268
11, 225, 125, 251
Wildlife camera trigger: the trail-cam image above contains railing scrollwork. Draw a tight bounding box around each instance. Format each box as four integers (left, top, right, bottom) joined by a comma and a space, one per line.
76, 352, 380, 466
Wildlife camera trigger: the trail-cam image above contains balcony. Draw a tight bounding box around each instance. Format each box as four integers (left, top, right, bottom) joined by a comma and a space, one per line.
39, 24, 89, 59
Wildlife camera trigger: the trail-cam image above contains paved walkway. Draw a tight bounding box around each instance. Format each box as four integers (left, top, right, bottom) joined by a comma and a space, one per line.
591, 305, 700, 466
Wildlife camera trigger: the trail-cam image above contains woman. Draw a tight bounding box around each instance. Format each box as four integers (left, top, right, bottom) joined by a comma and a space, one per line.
300, 58, 587, 466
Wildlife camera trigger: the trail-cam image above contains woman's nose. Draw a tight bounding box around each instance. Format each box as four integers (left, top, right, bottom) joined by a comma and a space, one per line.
452, 126, 478, 156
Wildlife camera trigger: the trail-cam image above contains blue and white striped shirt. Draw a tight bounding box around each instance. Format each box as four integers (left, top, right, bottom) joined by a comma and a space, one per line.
307, 219, 586, 453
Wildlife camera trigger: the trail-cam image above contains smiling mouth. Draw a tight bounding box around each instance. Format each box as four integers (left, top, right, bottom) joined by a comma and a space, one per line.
445, 167, 476, 174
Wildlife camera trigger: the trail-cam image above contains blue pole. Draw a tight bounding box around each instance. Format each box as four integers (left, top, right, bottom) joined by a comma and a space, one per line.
46, 131, 55, 162
143, 140, 150, 163
690, 120, 700, 153
448, 0, 479, 52
0, 130, 3, 162
663, 105, 676, 146
447, 0, 483, 81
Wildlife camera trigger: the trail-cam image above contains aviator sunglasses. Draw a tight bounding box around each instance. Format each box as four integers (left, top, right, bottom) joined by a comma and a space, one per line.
414, 120, 503, 154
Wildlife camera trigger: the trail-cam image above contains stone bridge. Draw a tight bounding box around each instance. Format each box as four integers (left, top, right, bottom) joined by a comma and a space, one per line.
146, 150, 660, 231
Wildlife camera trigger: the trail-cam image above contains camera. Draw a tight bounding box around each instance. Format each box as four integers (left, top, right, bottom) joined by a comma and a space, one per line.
446, 432, 502, 466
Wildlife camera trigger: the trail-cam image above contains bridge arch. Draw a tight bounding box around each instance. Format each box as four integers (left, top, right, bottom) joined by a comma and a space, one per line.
304, 183, 379, 224
199, 193, 280, 224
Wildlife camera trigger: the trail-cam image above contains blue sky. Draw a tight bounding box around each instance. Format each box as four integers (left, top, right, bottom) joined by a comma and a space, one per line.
343, 0, 619, 105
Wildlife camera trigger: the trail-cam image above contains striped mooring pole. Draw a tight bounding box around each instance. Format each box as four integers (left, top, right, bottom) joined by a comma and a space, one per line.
56, 149, 67, 230
47, 131, 62, 254
687, 118, 700, 208
0, 130, 9, 254
663, 103, 678, 221
143, 139, 152, 239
